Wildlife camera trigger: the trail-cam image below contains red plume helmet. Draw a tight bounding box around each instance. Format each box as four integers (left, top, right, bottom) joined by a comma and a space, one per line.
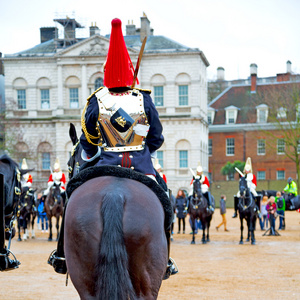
104, 18, 135, 88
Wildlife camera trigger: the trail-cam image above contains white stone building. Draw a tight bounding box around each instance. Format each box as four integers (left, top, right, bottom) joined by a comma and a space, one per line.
2, 15, 209, 194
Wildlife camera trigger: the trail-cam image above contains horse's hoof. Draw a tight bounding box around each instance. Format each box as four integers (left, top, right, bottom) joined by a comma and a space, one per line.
239, 241, 243, 244
48, 238, 53, 241
207, 238, 210, 242
251, 241, 256, 245
17, 238, 22, 242
191, 241, 195, 244
246, 238, 250, 242
202, 240, 207, 244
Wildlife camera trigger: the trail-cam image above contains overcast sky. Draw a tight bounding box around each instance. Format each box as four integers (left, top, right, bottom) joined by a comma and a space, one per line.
1, 0, 299, 80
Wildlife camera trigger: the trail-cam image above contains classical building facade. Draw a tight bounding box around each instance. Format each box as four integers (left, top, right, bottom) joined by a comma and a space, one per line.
2, 15, 209, 193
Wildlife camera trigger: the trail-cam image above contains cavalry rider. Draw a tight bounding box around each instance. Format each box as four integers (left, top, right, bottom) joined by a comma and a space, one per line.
44, 158, 66, 196
189, 163, 214, 213
283, 177, 297, 210
232, 157, 260, 218
20, 158, 33, 192
154, 159, 167, 183
48, 18, 177, 279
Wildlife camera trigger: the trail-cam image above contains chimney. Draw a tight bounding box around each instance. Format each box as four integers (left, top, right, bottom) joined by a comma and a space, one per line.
286, 60, 292, 73
217, 67, 225, 81
140, 12, 151, 42
250, 63, 257, 93
89, 22, 100, 37
126, 20, 136, 36
40, 27, 58, 43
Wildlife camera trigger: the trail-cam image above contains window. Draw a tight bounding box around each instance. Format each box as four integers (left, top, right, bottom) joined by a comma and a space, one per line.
42, 152, 50, 170
277, 170, 285, 180
208, 139, 212, 156
41, 89, 50, 109
154, 86, 164, 106
226, 138, 235, 156
258, 109, 267, 123
297, 140, 300, 154
207, 112, 212, 124
17, 89, 26, 109
179, 150, 188, 168
257, 139, 266, 155
69, 88, 79, 108
157, 150, 164, 168
227, 111, 235, 124
277, 139, 285, 154
277, 107, 287, 119
95, 78, 103, 90
257, 171, 266, 180
179, 85, 188, 106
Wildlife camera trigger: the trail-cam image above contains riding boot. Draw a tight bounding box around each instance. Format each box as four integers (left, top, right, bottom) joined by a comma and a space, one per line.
206, 192, 214, 213
232, 196, 238, 218
289, 199, 295, 210
0, 248, 20, 271
47, 203, 67, 274
163, 229, 178, 280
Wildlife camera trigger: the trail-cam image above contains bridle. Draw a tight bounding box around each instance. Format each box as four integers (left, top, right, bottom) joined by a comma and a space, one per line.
68, 141, 81, 179
238, 177, 254, 211
190, 178, 203, 209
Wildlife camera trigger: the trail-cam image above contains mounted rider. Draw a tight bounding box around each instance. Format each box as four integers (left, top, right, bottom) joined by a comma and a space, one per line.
20, 158, 33, 192
232, 157, 261, 218
283, 177, 297, 210
189, 162, 214, 213
48, 18, 177, 279
154, 159, 167, 183
44, 158, 66, 196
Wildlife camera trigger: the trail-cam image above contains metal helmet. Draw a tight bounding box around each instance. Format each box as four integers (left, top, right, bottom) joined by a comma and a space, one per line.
154, 159, 162, 171
244, 157, 252, 173
196, 162, 203, 173
21, 158, 28, 170
53, 157, 61, 172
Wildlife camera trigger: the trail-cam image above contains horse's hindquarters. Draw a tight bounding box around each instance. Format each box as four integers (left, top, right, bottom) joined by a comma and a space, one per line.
64, 177, 167, 299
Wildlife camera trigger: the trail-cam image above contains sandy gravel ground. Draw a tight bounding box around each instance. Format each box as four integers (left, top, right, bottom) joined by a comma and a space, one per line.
1, 208, 299, 300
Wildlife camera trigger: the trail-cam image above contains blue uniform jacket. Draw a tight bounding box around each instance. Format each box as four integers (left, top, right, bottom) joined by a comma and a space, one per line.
80, 89, 164, 176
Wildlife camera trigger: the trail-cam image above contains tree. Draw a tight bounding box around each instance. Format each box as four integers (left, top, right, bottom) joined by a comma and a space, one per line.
221, 161, 245, 180
256, 81, 300, 187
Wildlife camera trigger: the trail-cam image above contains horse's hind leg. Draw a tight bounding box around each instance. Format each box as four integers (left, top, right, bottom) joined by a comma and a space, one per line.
56, 216, 60, 241
17, 218, 22, 241
250, 218, 256, 245
31, 215, 36, 239
190, 217, 196, 244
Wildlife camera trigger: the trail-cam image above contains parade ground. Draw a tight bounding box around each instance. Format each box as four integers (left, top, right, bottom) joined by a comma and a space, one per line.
1, 208, 299, 299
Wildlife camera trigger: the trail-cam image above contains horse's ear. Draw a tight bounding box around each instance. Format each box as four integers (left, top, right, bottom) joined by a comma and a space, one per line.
69, 123, 78, 145
193, 176, 195, 180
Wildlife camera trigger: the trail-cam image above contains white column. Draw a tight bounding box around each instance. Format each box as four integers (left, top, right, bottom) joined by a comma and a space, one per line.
56, 63, 64, 115
81, 62, 87, 105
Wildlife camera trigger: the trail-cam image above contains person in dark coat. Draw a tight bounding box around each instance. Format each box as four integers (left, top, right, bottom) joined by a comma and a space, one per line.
176, 189, 187, 234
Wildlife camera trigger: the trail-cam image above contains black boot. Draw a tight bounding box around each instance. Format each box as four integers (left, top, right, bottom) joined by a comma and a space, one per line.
205, 192, 214, 213
47, 203, 67, 274
0, 248, 20, 271
232, 196, 238, 218
163, 230, 178, 280
289, 199, 295, 210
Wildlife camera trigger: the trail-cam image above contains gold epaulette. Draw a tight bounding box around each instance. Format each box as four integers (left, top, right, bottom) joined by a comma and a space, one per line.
86, 86, 104, 102
134, 87, 152, 94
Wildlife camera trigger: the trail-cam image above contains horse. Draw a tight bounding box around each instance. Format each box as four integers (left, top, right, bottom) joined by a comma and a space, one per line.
17, 188, 37, 241
0, 154, 25, 271
282, 194, 300, 211
188, 177, 215, 244
44, 182, 63, 241
237, 176, 257, 245
63, 123, 169, 299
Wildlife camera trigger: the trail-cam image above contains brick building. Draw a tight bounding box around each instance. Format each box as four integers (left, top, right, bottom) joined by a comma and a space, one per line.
208, 62, 300, 186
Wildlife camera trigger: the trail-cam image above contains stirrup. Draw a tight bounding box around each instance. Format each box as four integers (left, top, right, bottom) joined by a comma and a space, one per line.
163, 257, 178, 280
232, 211, 238, 218
0, 249, 20, 271
48, 250, 67, 274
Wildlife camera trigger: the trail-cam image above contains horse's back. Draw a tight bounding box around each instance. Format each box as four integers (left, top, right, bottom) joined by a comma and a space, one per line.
65, 176, 167, 299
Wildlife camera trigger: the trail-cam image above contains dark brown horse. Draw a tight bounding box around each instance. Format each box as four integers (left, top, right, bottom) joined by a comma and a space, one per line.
188, 177, 214, 244
237, 176, 257, 245
44, 182, 63, 241
64, 123, 168, 299
0, 154, 25, 271
17, 188, 37, 241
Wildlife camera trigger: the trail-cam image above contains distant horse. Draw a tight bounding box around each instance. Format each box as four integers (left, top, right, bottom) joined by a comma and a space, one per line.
282, 194, 300, 211
259, 190, 277, 198
237, 176, 257, 245
0, 154, 25, 271
63, 123, 170, 299
188, 177, 214, 244
44, 182, 63, 241
17, 188, 37, 241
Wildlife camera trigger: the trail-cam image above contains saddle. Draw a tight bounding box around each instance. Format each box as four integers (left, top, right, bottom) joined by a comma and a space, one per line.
66, 165, 173, 230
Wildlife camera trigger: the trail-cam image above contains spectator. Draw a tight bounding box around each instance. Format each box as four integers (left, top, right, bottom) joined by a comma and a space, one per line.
275, 191, 285, 230
37, 195, 48, 233
175, 189, 187, 234
260, 196, 269, 230
216, 195, 229, 232
266, 196, 277, 235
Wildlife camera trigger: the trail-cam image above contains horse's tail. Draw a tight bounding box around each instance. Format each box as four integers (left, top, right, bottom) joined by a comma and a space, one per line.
97, 191, 136, 300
